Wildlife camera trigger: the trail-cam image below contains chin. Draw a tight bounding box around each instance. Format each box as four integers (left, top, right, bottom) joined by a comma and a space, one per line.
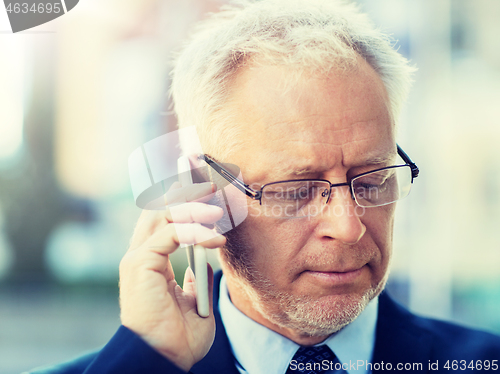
248, 273, 389, 337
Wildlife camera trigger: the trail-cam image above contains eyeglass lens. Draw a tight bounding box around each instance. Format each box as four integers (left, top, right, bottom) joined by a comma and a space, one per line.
259, 165, 412, 218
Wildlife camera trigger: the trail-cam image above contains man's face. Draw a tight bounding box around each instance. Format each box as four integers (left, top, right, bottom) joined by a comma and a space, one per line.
220, 60, 396, 343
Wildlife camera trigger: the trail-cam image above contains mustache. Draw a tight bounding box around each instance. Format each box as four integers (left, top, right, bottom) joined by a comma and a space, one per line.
288, 242, 378, 275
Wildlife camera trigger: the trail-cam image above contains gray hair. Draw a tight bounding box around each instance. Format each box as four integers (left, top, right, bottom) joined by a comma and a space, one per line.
171, 0, 415, 160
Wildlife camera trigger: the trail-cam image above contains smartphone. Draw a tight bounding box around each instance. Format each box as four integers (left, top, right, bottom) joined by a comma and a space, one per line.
177, 156, 210, 318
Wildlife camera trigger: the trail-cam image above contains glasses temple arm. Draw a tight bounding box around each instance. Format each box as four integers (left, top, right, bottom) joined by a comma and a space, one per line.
199, 155, 261, 199
397, 144, 419, 179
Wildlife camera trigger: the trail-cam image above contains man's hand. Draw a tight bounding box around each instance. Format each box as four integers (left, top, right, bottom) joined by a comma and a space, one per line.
119, 181, 226, 372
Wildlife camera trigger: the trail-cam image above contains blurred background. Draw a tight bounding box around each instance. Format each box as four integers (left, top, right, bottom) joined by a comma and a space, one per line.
0, 0, 499, 373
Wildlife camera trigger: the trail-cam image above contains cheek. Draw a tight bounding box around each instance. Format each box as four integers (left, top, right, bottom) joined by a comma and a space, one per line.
362, 205, 395, 270
246, 216, 315, 277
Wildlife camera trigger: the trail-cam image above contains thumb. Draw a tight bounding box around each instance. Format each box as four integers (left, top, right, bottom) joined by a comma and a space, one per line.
181, 263, 215, 317
182, 266, 196, 296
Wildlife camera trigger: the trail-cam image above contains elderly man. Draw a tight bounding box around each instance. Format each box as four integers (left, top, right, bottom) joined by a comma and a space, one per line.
34, 1, 500, 374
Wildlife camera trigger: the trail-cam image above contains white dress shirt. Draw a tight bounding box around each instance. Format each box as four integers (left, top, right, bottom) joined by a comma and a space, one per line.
219, 275, 378, 374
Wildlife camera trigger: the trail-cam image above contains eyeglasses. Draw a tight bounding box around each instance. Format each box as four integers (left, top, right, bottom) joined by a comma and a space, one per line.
199, 145, 419, 218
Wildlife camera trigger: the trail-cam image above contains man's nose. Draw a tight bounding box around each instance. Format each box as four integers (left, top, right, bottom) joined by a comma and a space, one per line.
317, 185, 366, 244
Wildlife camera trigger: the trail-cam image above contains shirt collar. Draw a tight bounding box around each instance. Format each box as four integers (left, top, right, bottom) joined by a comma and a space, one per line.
219, 274, 378, 374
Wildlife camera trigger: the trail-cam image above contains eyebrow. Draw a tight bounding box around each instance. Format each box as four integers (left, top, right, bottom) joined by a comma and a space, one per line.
363, 152, 398, 165
273, 152, 398, 178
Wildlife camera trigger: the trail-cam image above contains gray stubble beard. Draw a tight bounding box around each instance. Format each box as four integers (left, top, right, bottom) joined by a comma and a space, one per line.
220, 224, 388, 338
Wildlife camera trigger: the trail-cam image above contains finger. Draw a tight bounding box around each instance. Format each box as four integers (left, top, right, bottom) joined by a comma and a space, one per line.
135, 182, 214, 211
134, 182, 183, 211
181, 263, 214, 316
175, 266, 197, 315
169, 180, 182, 191
130, 223, 225, 256
128, 203, 224, 252
140, 201, 222, 229
165, 182, 216, 205
128, 209, 168, 250
126, 223, 178, 255
182, 266, 196, 296
122, 227, 180, 275
168, 203, 223, 224
174, 223, 226, 248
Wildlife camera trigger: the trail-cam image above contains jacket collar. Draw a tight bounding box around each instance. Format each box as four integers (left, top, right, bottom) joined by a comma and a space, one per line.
191, 271, 240, 374
372, 291, 432, 371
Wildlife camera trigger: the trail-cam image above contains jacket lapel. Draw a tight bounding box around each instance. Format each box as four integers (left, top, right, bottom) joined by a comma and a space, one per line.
191, 271, 240, 374
372, 292, 432, 373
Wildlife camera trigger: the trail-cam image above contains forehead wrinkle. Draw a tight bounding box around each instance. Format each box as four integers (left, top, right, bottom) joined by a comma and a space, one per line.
271, 164, 319, 179
265, 113, 345, 129
282, 134, 380, 149
266, 115, 388, 144
358, 149, 397, 165
261, 143, 341, 181
265, 113, 371, 135
256, 119, 391, 180
280, 131, 387, 160
340, 136, 397, 166
261, 137, 395, 181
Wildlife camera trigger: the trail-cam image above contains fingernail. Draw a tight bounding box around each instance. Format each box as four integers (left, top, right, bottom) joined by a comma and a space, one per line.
211, 182, 217, 193
207, 204, 223, 213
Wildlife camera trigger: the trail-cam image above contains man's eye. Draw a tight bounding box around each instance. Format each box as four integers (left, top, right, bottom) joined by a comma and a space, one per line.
357, 183, 386, 196
359, 180, 385, 188
358, 176, 390, 190
283, 187, 311, 201
354, 173, 396, 201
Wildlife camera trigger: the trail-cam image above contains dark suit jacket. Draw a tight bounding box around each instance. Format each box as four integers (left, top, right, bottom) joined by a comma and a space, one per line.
31, 271, 500, 373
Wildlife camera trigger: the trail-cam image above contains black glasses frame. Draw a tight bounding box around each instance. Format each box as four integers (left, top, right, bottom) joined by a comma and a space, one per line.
199, 145, 419, 205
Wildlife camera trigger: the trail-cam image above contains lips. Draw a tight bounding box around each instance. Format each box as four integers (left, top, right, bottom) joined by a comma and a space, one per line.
301, 265, 367, 285
309, 266, 363, 273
